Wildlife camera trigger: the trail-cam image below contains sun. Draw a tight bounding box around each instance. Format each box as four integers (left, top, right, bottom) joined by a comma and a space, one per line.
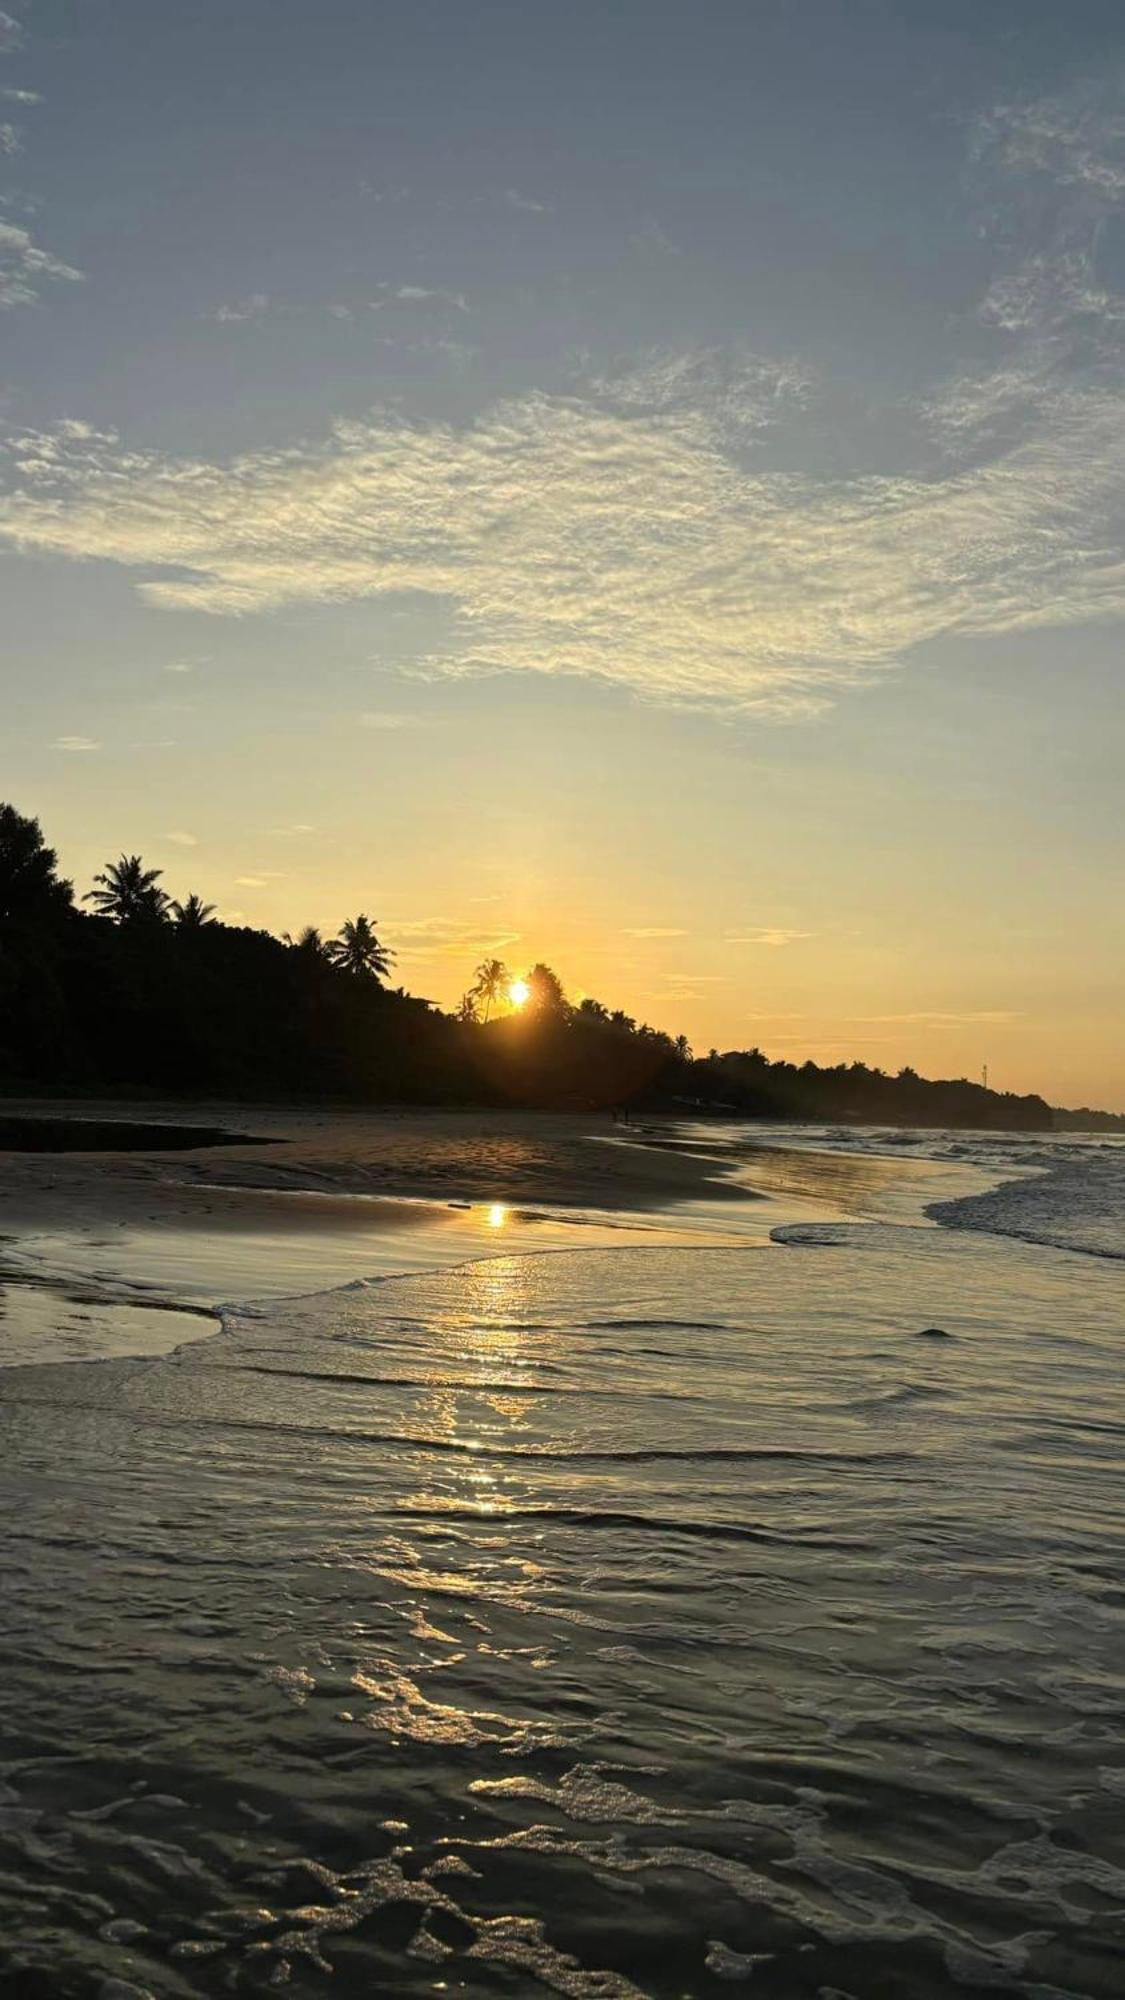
508, 978, 530, 1010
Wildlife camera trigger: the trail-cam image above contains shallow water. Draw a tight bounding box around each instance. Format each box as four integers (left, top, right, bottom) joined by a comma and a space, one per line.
0, 1130, 1123, 1997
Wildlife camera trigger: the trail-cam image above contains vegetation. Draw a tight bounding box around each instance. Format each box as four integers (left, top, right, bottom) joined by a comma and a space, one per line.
0, 800, 1068, 1128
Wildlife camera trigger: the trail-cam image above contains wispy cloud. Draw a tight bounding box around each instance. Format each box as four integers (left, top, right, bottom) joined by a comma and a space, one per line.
358, 710, 431, 730
8, 346, 1125, 710
7, 85, 1125, 712
623, 926, 689, 939
207, 293, 270, 324
863, 1010, 1024, 1027
53, 734, 99, 752
1, 13, 81, 308
0, 218, 82, 307
162, 830, 197, 847
387, 917, 521, 960
502, 188, 551, 215
724, 928, 812, 947
371, 283, 469, 314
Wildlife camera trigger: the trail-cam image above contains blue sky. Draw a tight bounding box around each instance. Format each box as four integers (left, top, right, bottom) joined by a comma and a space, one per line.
2, 1, 1123, 1105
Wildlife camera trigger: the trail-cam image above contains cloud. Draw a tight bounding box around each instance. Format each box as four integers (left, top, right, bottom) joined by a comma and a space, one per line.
0, 119, 20, 154
0, 13, 21, 56
863, 1010, 1024, 1027
53, 734, 99, 752
10, 79, 1125, 714
13, 350, 1125, 717
162, 830, 197, 847
0, 218, 83, 307
358, 710, 430, 730
207, 294, 270, 324
502, 188, 551, 214
387, 917, 521, 960
1, 87, 41, 105
373, 284, 469, 313
724, 928, 812, 947
623, 926, 689, 939
630, 216, 681, 257
9, 350, 1125, 712
162, 660, 194, 674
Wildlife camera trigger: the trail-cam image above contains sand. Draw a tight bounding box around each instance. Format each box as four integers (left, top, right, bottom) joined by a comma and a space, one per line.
0, 1102, 757, 1344
0, 1099, 747, 1233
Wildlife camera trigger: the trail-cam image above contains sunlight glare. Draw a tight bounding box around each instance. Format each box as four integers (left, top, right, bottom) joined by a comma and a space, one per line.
487, 1202, 508, 1229
508, 978, 530, 1010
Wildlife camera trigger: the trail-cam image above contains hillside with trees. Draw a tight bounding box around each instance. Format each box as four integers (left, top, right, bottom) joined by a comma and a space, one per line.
0, 802, 1059, 1129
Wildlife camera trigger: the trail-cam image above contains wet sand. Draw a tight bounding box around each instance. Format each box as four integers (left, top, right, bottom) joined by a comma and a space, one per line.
0, 1102, 753, 1357
0, 1102, 988, 1361
0, 1100, 748, 1229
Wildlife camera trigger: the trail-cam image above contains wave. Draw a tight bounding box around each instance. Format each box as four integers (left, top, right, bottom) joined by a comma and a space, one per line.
928, 1151, 1125, 1262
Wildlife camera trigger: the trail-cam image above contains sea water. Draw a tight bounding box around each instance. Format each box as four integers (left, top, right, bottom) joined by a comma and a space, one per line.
0, 1128, 1122, 1997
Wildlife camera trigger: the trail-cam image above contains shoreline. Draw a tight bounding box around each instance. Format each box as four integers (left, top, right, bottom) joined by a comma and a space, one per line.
0, 1103, 756, 1361
0, 1101, 1003, 1366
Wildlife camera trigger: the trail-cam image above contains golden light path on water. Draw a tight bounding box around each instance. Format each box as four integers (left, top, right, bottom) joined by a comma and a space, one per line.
0, 1132, 1123, 1994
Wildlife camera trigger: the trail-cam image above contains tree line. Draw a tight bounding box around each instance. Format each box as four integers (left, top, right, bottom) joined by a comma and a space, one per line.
0, 801, 1060, 1128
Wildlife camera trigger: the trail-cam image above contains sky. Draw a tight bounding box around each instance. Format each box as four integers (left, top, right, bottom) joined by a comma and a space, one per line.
1, 0, 1123, 1110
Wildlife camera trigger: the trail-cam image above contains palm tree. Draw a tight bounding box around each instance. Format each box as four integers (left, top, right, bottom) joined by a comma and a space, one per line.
472, 957, 509, 1022
327, 913, 394, 982
85, 855, 169, 924
171, 892, 216, 930
455, 990, 479, 1024
674, 1034, 692, 1062
285, 924, 329, 960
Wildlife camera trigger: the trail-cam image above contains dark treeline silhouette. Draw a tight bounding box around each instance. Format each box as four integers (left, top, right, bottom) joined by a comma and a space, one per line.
0, 802, 1065, 1129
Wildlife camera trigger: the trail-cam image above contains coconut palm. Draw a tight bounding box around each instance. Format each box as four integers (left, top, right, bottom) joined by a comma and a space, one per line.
455, 989, 480, 1024
285, 924, 329, 960
171, 892, 216, 930
85, 855, 169, 924
471, 957, 509, 1022
327, 913, 394, 982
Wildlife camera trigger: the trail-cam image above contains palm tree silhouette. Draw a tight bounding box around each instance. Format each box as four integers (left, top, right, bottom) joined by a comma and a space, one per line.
171, 892, 216, 930
85, 855, 169, 923
327, 914, 394, 981
472, 957, 509, 1022
285, 924, 329, 959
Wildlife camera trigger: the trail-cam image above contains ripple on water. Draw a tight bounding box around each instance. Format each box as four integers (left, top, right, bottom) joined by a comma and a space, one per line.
0, 1230, 1123, 1995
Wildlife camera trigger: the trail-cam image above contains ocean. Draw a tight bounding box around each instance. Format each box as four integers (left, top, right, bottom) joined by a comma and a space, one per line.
1, 1126, 1122, 1998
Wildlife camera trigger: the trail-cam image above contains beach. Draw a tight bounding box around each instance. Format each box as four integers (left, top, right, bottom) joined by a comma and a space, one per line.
1, 1108, 1123, 1997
